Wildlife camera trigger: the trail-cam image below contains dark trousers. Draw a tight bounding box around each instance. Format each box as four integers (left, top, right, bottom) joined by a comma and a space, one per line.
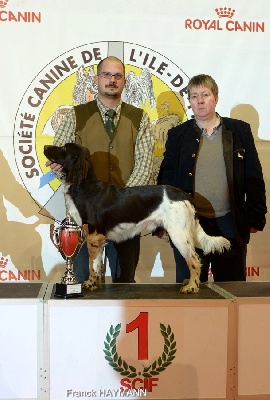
73, 235, 140, 283
174, 213, 247, 283
113, 235, 140, 283
173, 245, 191, 283
173, 241, 247, 283
198, 243, 247, 282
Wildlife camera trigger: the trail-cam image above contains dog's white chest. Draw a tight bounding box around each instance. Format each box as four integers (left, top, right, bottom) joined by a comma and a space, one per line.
63, 184, 82, 226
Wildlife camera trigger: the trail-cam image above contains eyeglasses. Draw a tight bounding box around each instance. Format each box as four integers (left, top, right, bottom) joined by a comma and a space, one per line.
98, 72, 124, 80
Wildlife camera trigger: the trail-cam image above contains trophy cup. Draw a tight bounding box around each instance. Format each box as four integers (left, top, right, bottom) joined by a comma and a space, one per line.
51, 213, 84, 298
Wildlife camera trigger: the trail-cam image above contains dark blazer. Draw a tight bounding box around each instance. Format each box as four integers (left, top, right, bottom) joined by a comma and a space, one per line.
158, 117, 267, 245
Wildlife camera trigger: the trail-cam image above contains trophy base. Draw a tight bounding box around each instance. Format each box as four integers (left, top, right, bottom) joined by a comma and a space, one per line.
54, 283, 83, 299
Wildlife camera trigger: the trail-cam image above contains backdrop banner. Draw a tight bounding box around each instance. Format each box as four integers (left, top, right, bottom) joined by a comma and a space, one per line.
0, 0, 269, 283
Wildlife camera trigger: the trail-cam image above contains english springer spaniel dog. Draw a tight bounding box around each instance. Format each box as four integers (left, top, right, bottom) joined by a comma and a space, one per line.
44, 143, 230, 293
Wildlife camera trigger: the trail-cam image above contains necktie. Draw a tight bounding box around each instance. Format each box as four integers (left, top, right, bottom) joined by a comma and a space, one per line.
105, 109, 116, 139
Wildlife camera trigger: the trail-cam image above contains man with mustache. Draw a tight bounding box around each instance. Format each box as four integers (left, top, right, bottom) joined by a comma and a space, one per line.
46, 56, 155, 284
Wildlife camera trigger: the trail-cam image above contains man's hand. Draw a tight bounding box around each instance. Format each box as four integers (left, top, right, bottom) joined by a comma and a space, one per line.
45, 160, 63, 172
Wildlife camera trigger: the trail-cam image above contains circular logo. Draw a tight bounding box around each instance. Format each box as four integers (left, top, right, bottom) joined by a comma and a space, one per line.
13, 41, 191, 219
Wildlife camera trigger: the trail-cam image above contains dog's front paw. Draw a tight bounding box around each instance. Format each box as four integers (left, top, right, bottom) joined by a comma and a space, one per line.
180, 279, 200, 294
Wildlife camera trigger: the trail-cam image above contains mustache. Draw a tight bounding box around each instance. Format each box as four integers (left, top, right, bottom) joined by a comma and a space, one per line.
105, 83, 118, 88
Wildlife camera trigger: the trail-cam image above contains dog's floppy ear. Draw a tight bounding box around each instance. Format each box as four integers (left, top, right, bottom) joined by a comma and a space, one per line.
65, 147, 90, 184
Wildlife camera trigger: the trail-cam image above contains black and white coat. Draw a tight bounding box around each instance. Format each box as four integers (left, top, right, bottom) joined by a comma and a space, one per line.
44, 142, 230, 293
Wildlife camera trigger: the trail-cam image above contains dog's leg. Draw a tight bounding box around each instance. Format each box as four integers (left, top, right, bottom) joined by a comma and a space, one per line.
82, 226, 106, 291
168, 230, 201, 294
180, 252, 201, 294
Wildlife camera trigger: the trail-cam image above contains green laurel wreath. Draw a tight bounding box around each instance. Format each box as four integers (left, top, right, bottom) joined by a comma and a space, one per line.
103, 323, 177, 378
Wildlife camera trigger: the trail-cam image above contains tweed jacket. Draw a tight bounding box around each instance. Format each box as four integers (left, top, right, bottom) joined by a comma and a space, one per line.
158, 117, 267, 245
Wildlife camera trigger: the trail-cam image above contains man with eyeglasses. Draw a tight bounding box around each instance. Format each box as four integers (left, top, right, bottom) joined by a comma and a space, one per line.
46, 56, 155, 284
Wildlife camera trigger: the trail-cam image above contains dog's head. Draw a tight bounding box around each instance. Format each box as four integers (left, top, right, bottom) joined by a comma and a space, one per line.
44, 143, 96, 184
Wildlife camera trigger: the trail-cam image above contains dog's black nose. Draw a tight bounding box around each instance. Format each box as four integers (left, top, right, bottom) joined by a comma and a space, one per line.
44, 144, 53, 154
44, 145, 53, 156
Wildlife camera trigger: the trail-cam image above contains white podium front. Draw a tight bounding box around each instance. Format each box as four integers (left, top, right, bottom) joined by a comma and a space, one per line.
215, 282, 270, 400
44, 283, 235, 400
0, 282, 47, 400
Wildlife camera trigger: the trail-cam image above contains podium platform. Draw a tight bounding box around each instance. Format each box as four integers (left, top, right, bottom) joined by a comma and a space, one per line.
43, 283, 235, 400
0, 282, 47, 400
50, 282, 226, 300
212, 282, 270, 399
1, 281, 270, 399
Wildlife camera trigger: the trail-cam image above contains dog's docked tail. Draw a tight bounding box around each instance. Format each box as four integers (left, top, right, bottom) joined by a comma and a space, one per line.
194, 219, 231, 255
